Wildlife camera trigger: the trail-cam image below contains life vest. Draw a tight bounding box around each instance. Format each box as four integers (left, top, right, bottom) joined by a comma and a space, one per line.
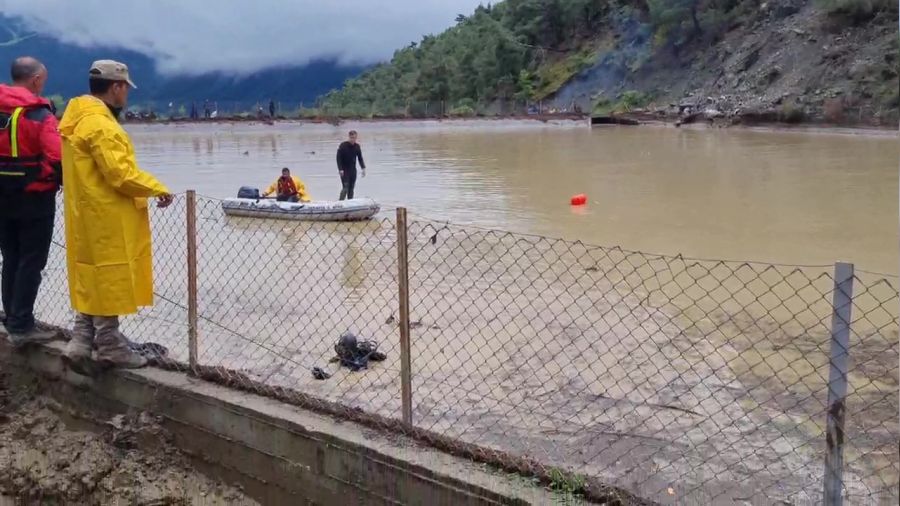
276, 176, 298, 197
0, 104, 52, 193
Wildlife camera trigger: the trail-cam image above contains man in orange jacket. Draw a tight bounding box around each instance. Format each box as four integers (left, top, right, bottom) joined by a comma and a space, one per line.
262, 167, 310, 202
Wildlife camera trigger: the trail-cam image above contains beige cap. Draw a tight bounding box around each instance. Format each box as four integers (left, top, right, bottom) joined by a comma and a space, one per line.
88, 59, 137, 89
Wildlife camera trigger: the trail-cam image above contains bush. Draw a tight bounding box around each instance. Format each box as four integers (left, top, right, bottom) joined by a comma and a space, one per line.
618, 90, 652, 111
298, 107, 320, 118
449, 105, 477, 117
779, 102, 806, 123
591, 90, 653, 115
454, 98, 477, 110
591, 95, 613, 115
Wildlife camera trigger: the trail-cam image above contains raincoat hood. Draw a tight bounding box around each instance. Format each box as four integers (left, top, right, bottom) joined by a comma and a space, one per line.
58, 95, 114, 137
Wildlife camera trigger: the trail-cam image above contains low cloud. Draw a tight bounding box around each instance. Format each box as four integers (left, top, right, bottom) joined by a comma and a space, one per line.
0, 0, 482, 75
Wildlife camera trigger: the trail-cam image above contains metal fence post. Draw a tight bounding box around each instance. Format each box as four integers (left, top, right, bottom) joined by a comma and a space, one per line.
396, 208, 413, 426
823, 262, 854, 506
186, 190, 199, 370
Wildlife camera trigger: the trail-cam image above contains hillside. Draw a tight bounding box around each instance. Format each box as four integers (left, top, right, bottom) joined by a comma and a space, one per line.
0, 15, 364, 112
320, 0, 899, 126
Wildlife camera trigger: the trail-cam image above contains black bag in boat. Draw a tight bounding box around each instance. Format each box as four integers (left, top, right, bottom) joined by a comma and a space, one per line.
237, 186, 260, 199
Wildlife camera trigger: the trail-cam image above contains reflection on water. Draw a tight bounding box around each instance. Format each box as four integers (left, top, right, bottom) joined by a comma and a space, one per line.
130, 120, 898, 273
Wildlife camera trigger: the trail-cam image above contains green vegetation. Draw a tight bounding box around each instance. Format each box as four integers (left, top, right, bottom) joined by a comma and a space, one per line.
320, 0, 800, 117
592, 89, 653, 115
321, 0, 617, 116
533, 48, 600, 99
548, 468, 586, 505
779, 101, 806, 123
45, 94, 65, 116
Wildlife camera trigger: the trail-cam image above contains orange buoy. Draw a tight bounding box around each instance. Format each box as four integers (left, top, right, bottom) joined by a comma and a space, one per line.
570, 193, 587, 206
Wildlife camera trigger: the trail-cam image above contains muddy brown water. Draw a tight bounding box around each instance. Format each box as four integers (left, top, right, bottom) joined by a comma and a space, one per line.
20, 120, 899, 504
132, 119, 898, 274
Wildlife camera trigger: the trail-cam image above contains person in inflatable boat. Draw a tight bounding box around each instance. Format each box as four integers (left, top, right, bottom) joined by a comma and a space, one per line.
262, 167, 310, 202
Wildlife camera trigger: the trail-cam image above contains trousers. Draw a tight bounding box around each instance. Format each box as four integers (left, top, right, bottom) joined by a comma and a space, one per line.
0, 213, 54, 333
339, 168, 357, 200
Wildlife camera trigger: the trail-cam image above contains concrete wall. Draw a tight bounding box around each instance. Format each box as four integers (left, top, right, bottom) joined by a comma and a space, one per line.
4, 342, 567, 506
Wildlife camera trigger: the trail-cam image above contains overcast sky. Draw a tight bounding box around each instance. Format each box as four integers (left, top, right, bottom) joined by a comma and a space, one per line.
0, 0, 484, 75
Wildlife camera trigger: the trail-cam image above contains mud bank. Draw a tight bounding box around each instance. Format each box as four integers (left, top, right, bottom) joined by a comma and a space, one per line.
0, 367, 257, 506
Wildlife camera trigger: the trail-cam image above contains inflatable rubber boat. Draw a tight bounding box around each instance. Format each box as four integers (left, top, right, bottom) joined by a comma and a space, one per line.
222, 197, 380, 222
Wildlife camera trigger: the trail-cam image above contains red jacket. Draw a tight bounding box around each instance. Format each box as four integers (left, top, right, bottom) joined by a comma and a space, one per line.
0, 84, 61, 218
0, 84, 61, 191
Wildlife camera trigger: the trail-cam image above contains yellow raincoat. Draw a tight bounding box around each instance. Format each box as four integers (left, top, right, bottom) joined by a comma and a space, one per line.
264, 176, 310, 201
59, 96, 170, 316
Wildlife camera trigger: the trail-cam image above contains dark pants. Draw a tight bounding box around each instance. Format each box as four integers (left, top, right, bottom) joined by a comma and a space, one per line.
276, 194, 299, 203
339, 169, 357, 201
0, 214, 54, 334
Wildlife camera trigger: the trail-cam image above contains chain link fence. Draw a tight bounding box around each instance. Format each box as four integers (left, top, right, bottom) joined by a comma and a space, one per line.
7, 193, 898, 505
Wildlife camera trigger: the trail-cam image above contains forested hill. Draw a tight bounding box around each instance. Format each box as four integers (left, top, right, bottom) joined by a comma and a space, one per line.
320, 0, 899, 125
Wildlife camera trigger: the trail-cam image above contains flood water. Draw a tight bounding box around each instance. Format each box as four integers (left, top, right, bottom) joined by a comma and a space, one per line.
22, 119, 896, 503
130, 120, 899, 274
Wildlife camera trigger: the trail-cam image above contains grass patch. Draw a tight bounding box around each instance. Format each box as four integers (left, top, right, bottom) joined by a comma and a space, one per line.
534, 47, 600, 100
549, 468, 586, 505
592, 90, 653, 115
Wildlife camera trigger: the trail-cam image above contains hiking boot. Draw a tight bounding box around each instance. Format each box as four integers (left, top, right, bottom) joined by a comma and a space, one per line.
63, 313, 100, 376
95, 345, 148, 369
6, 328, 60, 348
91, 315, 146, 369
64, 334, 93, 360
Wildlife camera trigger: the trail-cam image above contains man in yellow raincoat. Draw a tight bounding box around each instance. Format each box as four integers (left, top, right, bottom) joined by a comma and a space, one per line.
59, 60, 173, 370
261, 167, 310, 202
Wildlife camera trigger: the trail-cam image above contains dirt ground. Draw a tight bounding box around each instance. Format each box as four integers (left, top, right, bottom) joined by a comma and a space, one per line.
0, 368, 258, 506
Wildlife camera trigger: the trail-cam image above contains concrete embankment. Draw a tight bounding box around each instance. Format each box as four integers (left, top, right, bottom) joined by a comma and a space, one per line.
1, 341, 584, 505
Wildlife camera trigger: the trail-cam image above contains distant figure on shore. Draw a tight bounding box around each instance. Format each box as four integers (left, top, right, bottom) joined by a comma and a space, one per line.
190, 102, 198, 119
336, 130, 365, 201
262, 167, 310, 202
203, 100, 210, 119
268, 99, 275, 118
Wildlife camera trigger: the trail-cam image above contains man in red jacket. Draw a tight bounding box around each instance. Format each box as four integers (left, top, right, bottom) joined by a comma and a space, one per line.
0, 56, 62, 346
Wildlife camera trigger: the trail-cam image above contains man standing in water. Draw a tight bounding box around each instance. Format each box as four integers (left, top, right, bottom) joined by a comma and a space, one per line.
336, 130, 365, 200
59, 60, 174, 371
